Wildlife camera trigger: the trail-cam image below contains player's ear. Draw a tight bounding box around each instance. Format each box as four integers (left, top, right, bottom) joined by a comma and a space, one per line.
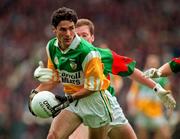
92, 35, 95, 43
52, 26, 57, 34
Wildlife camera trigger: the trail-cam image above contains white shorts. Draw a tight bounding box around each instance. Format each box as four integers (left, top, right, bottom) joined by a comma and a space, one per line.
65, 90, 128, 128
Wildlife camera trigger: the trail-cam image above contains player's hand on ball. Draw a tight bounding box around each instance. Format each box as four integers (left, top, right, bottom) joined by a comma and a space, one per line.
29, 91, 65, 118
153, 84, 176, 109
52, 95, 74, 117
28, 89, 38, 116
34, 61, 59, 82
144, 68, 162, 78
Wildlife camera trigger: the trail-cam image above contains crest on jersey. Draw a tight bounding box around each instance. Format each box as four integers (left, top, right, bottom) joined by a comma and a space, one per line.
54, 56, 59, 65
69, 59, 77, 70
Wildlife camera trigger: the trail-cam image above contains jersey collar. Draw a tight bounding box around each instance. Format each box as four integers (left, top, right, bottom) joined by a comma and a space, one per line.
54, 34, 81, 54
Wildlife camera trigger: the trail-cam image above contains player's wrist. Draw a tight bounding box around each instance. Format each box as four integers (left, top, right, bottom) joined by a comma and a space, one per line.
153, 83, 164, 93
66, 95, 74, 103
55, 95, 74, 103
29, 89, 38, 100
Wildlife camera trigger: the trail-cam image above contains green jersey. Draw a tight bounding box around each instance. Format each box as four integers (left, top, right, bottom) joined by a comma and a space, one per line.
46, 35, 110, 94
46, 36, 136, 96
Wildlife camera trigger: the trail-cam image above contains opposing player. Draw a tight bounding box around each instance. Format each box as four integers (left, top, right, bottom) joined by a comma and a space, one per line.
75, 18, 175, 109
73, 18, 176, 139
144, 57, 180, 78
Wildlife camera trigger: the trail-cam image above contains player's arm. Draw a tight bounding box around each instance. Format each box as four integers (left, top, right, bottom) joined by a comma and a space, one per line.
143, 63, 172, 78
130, 68, 155, 89
32, 58, 60, 93
109, 51, 159, 89
31, 58, 60, 99
166, 57, 180, 74
161, 57, 180, 75
34, 59, 60, 83
110, 51, 136, 77
144, 57, 180, 78
51, 88, 96, 118
158, 63, 173, 77
130, 68, 176, 109
29, 58, 60, 116
110, 51, 176, 109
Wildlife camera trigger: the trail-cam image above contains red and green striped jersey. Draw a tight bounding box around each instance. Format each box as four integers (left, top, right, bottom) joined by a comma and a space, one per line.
97, 48, 136, 77
169, 57, 180, 73
97, 48, 136, 96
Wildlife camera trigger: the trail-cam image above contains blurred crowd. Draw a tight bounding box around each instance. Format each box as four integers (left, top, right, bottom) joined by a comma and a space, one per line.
0, 0, 179, 138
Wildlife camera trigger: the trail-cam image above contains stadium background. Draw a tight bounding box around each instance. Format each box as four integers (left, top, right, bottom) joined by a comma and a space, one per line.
0, 0, 179, 138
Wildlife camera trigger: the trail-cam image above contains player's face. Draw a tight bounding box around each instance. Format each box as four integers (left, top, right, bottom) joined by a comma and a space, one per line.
54, 20, 76, 50
76, 25, 94, 44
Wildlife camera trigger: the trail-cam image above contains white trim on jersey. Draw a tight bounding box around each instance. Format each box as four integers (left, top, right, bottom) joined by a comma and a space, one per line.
82, 51, 101, 71
84, 76, 103, 91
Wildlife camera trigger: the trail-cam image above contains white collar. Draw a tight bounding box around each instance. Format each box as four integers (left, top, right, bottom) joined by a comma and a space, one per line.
54, 34, 81, 54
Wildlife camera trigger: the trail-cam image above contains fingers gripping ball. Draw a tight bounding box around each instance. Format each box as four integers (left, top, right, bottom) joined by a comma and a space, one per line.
31, 91, 59, 118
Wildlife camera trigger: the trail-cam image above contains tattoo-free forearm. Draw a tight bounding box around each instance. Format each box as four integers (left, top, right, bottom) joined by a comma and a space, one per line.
159, 63, 173, 77
130, 68, 156, 89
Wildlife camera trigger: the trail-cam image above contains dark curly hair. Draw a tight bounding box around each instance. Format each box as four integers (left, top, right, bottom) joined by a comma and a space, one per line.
51, 7, 78, 28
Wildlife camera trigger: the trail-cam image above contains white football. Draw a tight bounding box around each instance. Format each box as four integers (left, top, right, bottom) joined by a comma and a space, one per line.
31, 91, 59, 118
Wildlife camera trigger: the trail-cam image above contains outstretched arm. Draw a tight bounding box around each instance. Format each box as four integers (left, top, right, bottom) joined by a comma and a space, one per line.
158, 63, 173, 77
129, 68, 176, 109
129, 68, 156, 89
144, 57, 180, 78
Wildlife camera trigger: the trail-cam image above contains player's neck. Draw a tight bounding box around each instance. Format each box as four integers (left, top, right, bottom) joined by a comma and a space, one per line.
59, 43, 69, 51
